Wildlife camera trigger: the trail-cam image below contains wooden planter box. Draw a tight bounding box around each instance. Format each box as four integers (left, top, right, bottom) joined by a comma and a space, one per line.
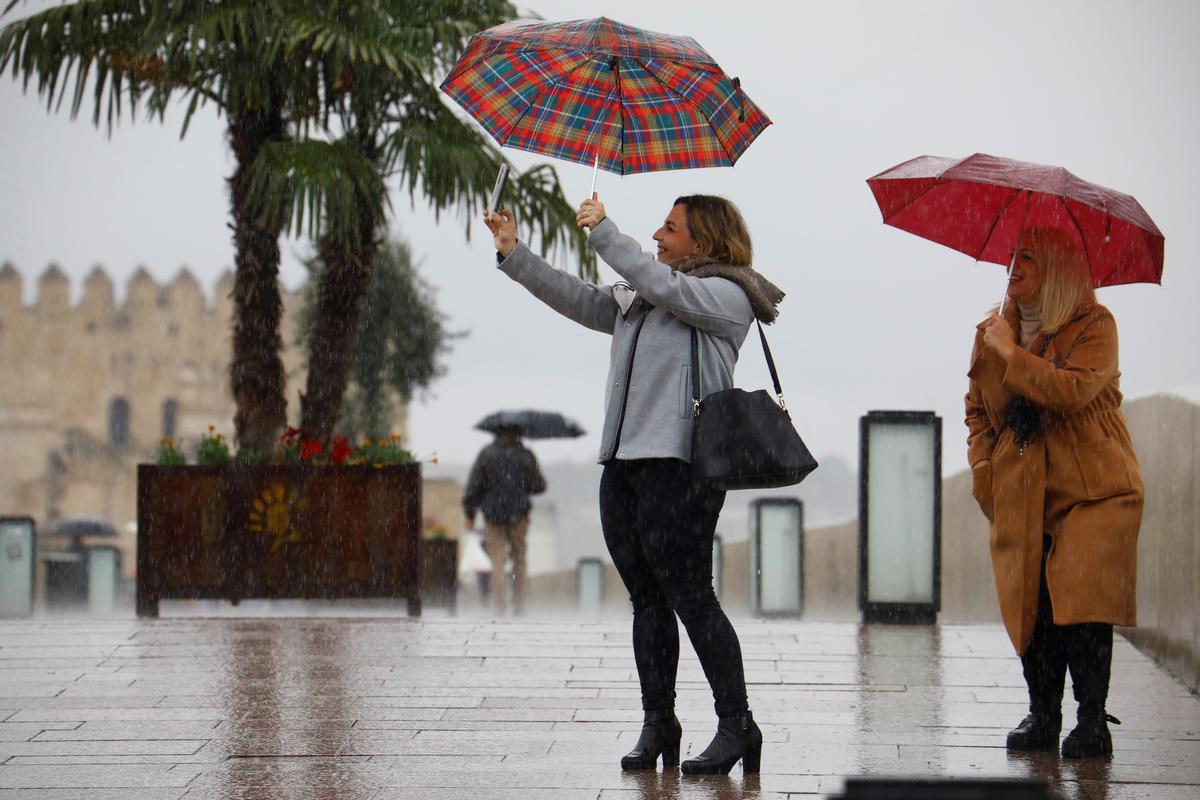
136, 464, 421, 617
419, 538, 458, 613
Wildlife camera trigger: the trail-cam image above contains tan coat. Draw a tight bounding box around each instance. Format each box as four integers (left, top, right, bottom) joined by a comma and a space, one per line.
965, 301, 1144, 654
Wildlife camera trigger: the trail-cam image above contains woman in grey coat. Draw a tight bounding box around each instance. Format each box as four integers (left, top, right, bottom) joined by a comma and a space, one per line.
484, 194, 783, 775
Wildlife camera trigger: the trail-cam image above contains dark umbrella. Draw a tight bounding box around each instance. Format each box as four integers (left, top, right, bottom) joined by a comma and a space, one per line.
475, 410, 585, 440
867, 153, 1165, 294
51, 516, 119, 539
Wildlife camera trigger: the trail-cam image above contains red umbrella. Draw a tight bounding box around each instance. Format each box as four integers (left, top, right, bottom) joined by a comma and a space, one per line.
440, 17, 770, 193
866, 153, 1165, 290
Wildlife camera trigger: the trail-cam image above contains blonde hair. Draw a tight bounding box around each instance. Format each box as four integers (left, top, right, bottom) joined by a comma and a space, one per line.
1020, 226, 1095, 333
674, 195, 753, 266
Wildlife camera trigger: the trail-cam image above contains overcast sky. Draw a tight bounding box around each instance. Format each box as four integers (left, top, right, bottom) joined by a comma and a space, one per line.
2, 0, 1198, 474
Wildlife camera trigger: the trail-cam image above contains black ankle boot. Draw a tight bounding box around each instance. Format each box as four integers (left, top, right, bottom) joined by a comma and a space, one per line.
1061, 712, 1119, 758
680, 711, 762, 775
1006, 712, 1062, 751
621, 709, 682, 770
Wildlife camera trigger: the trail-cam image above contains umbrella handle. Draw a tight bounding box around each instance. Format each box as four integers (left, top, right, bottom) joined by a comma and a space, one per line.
998, 190, 1031, 317
998, 248, 1016, 316
588, 149, 600, 200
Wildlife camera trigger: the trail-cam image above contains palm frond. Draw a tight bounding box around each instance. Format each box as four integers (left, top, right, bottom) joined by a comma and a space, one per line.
246, 138, 389, 248
0, 0, 154, 131
383, 90, 594, 279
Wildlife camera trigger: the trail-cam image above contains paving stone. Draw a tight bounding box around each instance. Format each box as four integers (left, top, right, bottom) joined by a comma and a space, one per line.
0, 618, 1193, 800
0, 790, 186, 799
0, 764, 203, 788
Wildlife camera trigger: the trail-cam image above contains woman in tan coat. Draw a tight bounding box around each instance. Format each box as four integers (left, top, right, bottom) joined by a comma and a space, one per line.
965, 226, 1144, 759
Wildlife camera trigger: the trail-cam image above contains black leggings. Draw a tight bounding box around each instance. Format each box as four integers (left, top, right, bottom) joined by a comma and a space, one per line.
1021, 536, 1113, 718
599, 458, 748, 717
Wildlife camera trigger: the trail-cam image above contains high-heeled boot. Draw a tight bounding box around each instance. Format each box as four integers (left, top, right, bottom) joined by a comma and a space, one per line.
621, 709, 682, 770
680, 711, 762, 775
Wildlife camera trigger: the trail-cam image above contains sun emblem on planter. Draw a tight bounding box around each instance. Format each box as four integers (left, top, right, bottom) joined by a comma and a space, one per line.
247, 481, 308, 552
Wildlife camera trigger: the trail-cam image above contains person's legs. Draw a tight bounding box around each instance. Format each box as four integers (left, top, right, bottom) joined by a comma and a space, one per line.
600, 461, 681, 770
633, 460, 747, 717
1010, 536, 1067, 750
510, 516, 529, 616
625, 459, 758, 775
483, 522, 510, 616
600, 461, 678, 714
1062, 621, 1116, 758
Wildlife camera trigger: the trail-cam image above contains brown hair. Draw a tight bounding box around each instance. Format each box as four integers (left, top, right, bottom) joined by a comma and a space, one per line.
1020, 227, 1095, 333
673, 195, 753, 266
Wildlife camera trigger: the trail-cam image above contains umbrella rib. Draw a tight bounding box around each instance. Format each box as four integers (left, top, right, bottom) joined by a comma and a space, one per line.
493, 50, 611, 149
1058, 196, 1097, 278
976, 188, 1022, 261
635, 60, 738, 165
611, 58, 628, 176
879, 180, 944, 225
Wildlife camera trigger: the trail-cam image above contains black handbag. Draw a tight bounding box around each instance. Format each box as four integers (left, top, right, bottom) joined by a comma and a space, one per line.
690, 322, 818, 490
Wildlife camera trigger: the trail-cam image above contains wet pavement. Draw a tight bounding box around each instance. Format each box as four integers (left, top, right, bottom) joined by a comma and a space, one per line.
0, 617, 1196, 799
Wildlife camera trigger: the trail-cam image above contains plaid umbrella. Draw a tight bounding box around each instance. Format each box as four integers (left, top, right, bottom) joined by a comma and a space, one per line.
440, 17, 770, 185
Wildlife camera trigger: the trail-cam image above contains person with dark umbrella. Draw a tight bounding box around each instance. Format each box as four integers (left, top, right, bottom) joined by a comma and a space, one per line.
462, 427, 546, 617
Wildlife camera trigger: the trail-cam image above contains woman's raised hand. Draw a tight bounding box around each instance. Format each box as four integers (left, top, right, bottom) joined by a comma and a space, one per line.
576, 193, 606, 229
484, 208, 517, 258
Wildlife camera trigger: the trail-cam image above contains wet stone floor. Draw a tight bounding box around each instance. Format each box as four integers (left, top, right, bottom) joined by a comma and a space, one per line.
0, 617, 1196, 799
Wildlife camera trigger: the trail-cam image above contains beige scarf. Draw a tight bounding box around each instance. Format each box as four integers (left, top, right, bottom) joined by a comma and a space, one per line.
1017, 300, 1042, 349
670, 255, 785, 324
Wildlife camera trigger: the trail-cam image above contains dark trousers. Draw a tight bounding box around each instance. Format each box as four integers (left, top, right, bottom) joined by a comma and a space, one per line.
1021, 536, 1113, 720
599, 458, 748, 717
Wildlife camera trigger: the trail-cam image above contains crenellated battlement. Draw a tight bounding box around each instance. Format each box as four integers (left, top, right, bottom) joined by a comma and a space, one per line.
0, 265, 295, 318
0, 263, 310, 461
0, 262, 274, 311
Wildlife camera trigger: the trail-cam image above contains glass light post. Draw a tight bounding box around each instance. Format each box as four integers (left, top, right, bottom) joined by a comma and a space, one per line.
749, 498, 804, 617
0, 517, 35, 618
577, 557, 604, 615
858, 411, 942, 624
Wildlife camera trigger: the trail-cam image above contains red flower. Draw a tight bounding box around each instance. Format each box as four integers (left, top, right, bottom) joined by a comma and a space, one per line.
330, 436, 352, 465
280, 425, 307, 446
299, 439, 324, 461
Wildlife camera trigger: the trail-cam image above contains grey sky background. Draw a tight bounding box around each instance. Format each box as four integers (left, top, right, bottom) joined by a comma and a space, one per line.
2, 0, 1198, 475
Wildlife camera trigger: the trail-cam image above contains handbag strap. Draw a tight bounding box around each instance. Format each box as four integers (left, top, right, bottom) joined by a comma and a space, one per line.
691, 320, 787, 416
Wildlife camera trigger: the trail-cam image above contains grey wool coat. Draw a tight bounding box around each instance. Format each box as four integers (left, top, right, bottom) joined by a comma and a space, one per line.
497, 217, 755, 464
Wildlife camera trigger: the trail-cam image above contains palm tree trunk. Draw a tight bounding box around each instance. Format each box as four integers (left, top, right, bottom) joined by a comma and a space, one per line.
228, 106, 288, 457
300, 196, 380, 445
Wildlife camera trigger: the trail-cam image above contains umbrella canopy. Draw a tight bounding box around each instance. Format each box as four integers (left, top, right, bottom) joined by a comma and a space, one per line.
51, 516, 118, 539
866, 153, 1165, 288
475, 409, 585, 440
440, 17, 770, 176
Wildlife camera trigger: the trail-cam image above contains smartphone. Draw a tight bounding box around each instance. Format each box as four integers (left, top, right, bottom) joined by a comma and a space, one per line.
486, 163, 510, 215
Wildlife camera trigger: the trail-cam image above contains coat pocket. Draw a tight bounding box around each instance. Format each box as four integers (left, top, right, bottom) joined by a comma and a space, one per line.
970, 460, 994, 522
1074, 438, 1133, 500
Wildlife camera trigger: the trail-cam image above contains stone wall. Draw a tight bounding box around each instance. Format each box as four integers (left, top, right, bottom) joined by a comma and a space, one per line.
0, 265, 408, 577
1121, 393, 1199, 690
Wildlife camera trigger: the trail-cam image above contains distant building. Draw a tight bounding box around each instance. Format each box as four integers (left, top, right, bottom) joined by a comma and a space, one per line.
0, 264, 420, 583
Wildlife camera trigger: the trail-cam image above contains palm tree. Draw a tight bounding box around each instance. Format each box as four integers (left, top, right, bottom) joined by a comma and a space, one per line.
247, 1, 593, 444
298, 236, 455, 443
1, 0, 592, 452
